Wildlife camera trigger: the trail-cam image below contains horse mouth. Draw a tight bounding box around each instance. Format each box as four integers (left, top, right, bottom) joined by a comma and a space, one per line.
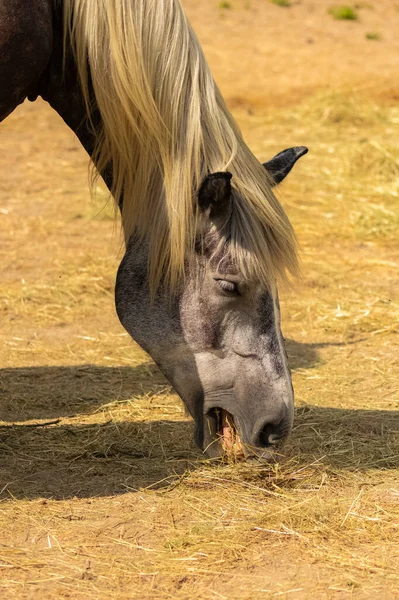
204, 408, 282, 463
205, 408, 245, 459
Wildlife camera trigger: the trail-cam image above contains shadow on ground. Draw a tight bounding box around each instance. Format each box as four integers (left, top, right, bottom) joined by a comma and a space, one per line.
1, 405, 398, 501
0, 363, 167, 422
285, 338, 361, 370
2, 337, 389, 501
0, 418, 197, 500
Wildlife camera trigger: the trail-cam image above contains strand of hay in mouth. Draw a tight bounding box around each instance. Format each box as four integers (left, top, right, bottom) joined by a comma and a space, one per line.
217, 409, 245, 459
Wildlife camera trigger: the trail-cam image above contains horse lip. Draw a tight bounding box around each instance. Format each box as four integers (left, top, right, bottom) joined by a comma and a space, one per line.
201, 408, 224, 458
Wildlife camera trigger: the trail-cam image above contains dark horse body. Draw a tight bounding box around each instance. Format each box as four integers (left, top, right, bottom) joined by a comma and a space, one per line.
0, 0, 307, 460
1, 0, 107, 181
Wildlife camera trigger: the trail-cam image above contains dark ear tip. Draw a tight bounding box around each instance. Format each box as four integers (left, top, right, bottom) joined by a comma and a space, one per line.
263, 145, 309, 186
294, 146, 309, 158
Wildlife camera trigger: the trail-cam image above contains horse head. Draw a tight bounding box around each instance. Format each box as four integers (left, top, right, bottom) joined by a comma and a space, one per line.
115, 147, 307, 461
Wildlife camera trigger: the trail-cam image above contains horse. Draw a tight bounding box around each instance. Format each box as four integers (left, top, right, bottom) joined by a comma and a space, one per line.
0, 0, 307, 460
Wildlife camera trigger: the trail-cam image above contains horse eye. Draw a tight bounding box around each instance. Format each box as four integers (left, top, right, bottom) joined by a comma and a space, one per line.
215, 279, 239, 296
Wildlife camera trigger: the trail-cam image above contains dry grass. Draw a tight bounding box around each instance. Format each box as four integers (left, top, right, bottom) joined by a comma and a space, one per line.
294, 91, 390, 126
1, 1, 399, 598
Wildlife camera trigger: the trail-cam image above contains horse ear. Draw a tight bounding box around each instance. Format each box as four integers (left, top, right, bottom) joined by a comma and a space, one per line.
264, 146, 308, 186
198, 172, 233, 219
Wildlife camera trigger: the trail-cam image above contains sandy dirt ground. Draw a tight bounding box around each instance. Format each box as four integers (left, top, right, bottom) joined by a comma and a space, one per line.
0, 1, 398, 598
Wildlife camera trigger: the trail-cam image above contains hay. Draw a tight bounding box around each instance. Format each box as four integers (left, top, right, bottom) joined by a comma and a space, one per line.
295, 91, 389, 127
348, 140, 399, 180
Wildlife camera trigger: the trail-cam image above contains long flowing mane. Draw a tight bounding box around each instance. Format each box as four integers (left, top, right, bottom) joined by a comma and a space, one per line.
62, 0, 298, 292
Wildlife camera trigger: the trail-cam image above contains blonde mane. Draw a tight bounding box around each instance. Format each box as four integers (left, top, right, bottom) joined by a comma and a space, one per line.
62, 0, 298, 292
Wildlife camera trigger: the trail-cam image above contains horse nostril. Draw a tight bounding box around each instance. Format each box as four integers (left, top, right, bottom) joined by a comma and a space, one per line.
257, 422, 285, 447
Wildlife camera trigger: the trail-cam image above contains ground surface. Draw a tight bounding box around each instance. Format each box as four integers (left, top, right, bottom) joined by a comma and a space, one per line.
0, 1, 398, 598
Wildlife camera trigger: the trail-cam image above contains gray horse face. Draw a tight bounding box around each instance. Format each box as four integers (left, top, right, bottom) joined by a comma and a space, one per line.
115, 147, 307, 460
